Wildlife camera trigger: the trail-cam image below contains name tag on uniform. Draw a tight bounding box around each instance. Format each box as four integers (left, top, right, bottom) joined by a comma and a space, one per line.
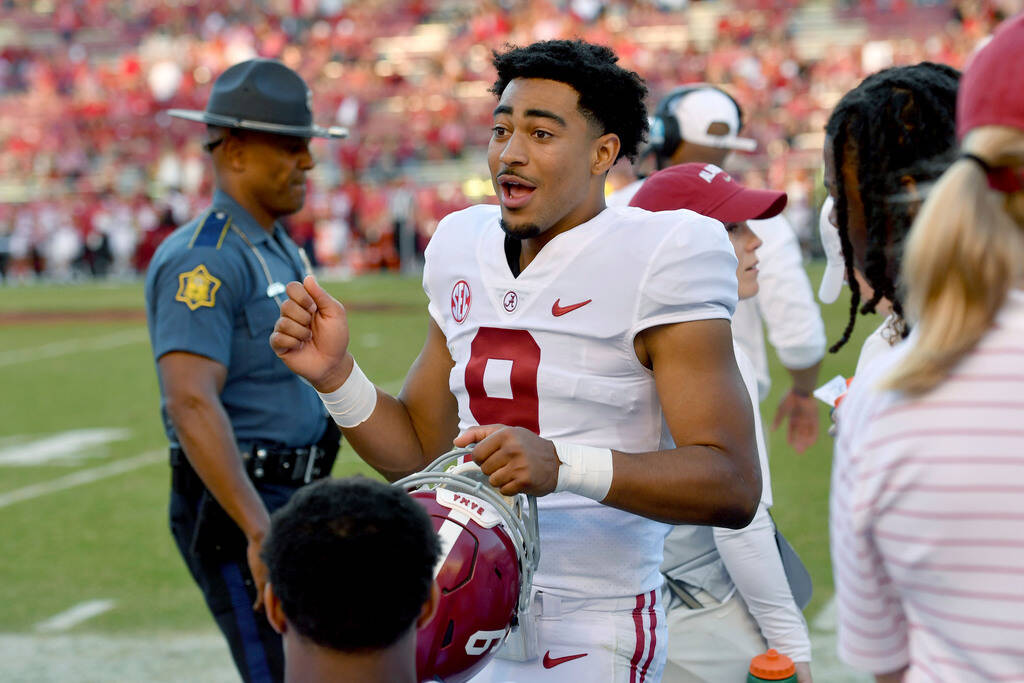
266, 282, 286, 299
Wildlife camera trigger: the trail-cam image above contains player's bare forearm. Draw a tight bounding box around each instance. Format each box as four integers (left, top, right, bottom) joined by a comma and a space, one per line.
455, 422, 758, 525
631, 319, 761, 526
339, 390, 457, 481
602, 443, 759, 526
333, 319, 460, 481
160, 352, 270, 542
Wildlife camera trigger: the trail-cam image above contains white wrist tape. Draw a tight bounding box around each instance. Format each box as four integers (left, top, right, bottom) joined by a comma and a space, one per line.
552, 442, 614, 502
317, 360, 377, 428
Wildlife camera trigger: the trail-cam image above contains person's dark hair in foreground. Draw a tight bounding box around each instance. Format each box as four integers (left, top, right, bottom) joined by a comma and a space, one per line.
262, 476, 440, 683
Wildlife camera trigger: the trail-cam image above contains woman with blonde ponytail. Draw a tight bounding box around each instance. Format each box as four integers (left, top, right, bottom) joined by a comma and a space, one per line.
888, 126, 1024, 393
829, 13, 1024, 683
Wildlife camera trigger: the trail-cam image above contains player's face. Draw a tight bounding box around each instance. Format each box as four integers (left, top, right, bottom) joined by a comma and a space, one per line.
488, 78, 617, 242
725, 221, 761, 299
241, 132, 315, 218
823, 136, 868, 272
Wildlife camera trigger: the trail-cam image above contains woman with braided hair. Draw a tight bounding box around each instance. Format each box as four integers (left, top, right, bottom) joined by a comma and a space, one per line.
829, 14, 1024, 681
822, 62, 960, 372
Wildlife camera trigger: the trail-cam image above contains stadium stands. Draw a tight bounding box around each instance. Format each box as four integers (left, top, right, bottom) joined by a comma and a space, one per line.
0, 0, 1012, 281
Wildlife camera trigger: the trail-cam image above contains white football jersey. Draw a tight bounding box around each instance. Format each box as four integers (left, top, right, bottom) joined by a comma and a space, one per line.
423, 203, 738, 599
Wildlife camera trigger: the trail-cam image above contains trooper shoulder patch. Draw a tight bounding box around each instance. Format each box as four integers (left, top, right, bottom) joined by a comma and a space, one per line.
188, 210, 232, 249
175, 264, 222, 310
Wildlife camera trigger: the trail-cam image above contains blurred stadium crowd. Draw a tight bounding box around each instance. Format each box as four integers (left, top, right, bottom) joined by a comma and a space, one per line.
0, 0, 1017, 282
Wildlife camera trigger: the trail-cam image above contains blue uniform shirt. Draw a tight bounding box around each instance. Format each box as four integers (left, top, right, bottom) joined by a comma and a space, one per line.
145, 189, 326, 449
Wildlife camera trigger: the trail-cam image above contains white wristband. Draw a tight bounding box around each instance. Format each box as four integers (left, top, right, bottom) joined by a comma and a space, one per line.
317, 359, 378, 428
552, 442, 614, 502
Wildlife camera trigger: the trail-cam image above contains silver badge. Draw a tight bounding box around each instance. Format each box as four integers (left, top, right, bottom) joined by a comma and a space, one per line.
267, 282, 286, 299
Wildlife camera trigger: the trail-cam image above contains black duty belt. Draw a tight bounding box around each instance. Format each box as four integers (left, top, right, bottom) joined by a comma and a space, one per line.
170, 443, 336, 488
243, 444, 333, 485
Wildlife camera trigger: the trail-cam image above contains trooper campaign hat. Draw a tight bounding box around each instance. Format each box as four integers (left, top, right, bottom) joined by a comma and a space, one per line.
168, 58, 348, 139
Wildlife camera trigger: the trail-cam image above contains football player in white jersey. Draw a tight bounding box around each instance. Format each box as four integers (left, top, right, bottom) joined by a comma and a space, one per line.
270, 39, 760, 683
631, 164, 813, 683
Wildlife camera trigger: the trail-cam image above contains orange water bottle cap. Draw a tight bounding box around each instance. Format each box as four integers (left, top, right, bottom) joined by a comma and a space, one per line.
749, 649, 796, 680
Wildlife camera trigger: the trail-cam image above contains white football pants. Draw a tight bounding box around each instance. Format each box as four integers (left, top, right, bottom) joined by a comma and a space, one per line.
469, 588, 667, 683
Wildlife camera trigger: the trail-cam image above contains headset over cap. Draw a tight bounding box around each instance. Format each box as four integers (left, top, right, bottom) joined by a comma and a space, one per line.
168, 58, 348, 139
649, 84, 757, 157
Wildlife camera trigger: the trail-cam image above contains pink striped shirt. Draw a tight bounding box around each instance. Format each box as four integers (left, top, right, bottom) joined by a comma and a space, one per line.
831, 290, 1024, 682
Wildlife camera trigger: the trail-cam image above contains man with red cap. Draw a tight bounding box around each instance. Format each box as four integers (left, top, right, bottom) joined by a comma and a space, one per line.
631, 163, 813, 683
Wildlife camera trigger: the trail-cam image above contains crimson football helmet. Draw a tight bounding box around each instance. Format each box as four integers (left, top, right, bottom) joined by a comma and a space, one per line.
395, 448, 540, 683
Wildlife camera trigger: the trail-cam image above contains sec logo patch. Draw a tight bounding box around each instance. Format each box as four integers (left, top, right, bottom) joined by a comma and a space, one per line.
451, 280, 471, 323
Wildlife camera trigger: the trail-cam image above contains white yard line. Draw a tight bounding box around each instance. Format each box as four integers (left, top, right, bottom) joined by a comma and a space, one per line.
0, 451, 163, 509
0, 428, 132, 466
35, 601, 116, 633
0, 329, 149, 367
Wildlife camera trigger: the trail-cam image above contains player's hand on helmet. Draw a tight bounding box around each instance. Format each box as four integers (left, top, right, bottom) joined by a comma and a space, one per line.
270, 275, 353, 392
455, 425, 559, 497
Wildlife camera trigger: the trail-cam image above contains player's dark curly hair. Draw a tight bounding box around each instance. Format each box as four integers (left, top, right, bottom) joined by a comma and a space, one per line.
825, 62, 960, 353
262, 476, 440, 652
490, 39, 649, 163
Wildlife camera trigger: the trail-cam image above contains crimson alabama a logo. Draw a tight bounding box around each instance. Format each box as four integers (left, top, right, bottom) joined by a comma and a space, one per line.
451, 280, 471, 323
503, 290, 518, 313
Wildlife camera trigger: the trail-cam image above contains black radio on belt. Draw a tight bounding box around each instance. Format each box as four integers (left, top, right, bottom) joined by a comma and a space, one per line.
242, 445, 333, 485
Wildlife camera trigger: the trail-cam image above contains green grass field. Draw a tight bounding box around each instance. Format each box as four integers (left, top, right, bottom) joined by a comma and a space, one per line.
0, 265, 873, 636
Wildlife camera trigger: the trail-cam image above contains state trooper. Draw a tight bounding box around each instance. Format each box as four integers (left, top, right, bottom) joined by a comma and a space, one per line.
144, 59, 346, 683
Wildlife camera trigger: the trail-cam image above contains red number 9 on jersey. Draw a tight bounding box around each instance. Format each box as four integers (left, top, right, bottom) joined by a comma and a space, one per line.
464, 327, 541, 434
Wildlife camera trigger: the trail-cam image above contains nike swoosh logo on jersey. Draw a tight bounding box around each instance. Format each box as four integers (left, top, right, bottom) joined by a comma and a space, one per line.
551, 298, 592, 316
542, 651, 588, 669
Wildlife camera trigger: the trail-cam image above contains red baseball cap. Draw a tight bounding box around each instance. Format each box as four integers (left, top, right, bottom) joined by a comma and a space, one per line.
958, 12, 1024, 140
628, 163, 787, 223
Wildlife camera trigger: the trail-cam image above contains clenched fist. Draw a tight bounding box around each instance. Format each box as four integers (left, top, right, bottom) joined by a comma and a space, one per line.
270, 275, 354, 392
